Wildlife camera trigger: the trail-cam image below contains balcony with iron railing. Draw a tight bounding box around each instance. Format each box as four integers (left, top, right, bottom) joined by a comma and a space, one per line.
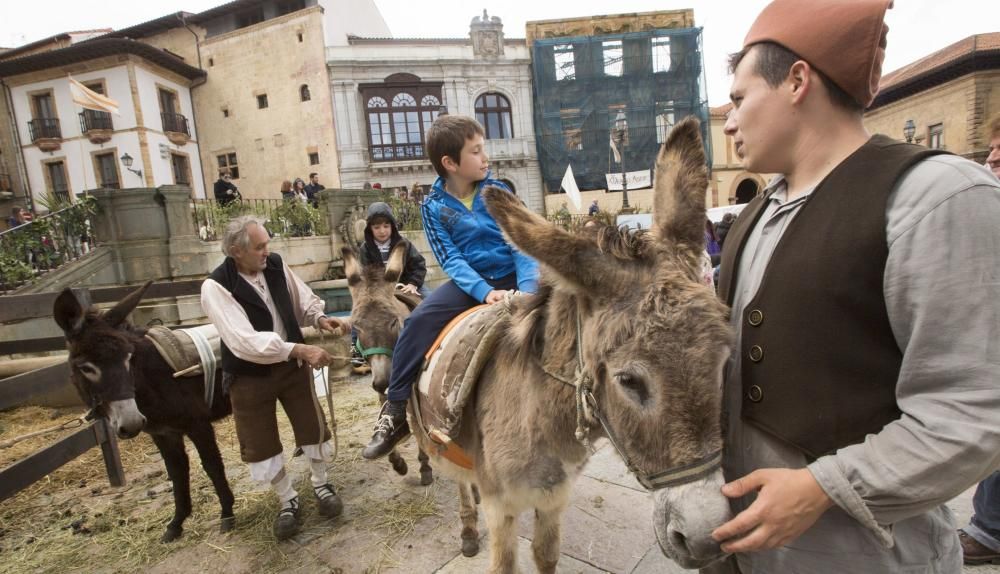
79, 110, 113, 144
28, 118, 62, 151
161, 112, 190, 145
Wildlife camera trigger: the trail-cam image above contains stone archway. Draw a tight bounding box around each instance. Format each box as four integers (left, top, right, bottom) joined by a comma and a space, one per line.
734, 178, 759, 204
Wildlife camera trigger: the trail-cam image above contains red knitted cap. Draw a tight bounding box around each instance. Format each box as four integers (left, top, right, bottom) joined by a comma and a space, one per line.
744, 0, 893, 108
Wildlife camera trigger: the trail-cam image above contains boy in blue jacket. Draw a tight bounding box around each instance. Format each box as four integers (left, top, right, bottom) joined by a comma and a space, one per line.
362, 115, 538, 459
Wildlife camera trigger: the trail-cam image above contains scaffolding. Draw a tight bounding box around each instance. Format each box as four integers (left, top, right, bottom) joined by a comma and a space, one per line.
531, 27, 712, 195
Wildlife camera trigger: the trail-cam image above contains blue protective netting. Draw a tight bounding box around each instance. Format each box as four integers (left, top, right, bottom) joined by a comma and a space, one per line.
531, 27, 712, 194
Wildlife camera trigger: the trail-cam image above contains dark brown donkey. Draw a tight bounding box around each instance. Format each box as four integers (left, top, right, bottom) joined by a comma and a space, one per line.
52, 283, 235, 543
341, 243, 433, 485
414, 117, 734, 572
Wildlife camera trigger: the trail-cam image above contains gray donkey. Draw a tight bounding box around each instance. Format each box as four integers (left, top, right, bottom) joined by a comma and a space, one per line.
409, 116, 734, 572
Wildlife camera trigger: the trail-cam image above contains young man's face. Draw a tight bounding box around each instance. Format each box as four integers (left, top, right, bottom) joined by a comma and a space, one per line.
724, 47, 794, 174
987, 135, 1000, 180
371, 221, 392, 243
310, 175, 319, 184
448, 134, 489, 183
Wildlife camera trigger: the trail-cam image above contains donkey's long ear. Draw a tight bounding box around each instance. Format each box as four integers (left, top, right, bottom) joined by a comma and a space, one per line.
483, 186, 634, 295
53, 288, 86, 337
651, 117, 709, 252
384, 240, 407, 284
103, 280, 152, 327
342, 246, 362, 287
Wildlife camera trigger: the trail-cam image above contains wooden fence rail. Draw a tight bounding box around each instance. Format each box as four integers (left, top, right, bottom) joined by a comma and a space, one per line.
0, 280, 203, 503
0, 417, 125, 502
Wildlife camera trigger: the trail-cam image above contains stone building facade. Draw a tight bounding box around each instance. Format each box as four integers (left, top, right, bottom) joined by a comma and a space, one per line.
327, 11, 545, 213
865, 33, 1000, 164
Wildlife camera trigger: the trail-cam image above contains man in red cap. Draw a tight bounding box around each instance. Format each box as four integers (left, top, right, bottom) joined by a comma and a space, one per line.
711, 0, 1000, 571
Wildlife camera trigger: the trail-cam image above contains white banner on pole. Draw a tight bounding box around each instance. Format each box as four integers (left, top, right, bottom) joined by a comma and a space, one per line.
561, 164, 582, 210
605, 169, 651, 191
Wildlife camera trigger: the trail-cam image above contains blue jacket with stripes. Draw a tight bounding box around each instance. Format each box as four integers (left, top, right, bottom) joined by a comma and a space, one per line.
421, 174, 538, 302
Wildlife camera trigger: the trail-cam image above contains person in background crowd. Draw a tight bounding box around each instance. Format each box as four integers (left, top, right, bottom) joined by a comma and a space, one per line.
214, 171, 239, 206
304, 173, 324, 207
588, 199, 600, 216
708, 1, 1000, 572
7, 206, 28, 229
279, 180, 293, 200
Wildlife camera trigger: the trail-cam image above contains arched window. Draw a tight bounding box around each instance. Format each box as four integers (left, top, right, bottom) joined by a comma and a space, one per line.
300, 84, 311, 102
475, 93, 513, 140
362, 80, 443, 162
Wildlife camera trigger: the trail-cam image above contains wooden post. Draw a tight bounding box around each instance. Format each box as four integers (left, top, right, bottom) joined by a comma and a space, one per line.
93, 417, 126, 488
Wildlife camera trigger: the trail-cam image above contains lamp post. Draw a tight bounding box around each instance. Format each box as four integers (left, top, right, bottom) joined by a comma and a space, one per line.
119, 152, 143, 180
903, 119, 916, 143
613, 110, 631, 211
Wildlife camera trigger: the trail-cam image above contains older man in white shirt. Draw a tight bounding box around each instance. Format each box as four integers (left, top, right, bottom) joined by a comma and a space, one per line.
201, 215, 342, 540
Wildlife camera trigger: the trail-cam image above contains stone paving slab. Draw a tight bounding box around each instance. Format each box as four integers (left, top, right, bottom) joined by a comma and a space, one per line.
437, 536, 605, 574
516, 472, 656, 573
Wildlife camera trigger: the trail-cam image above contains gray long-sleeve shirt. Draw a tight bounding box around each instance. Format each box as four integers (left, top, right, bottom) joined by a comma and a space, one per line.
723, 153, 1000, 573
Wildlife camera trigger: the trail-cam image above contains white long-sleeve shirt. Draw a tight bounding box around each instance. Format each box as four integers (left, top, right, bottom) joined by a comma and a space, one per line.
200, 262, 326, 364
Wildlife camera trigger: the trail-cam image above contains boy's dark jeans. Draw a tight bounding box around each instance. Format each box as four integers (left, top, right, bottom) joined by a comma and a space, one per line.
385, 274, 517, 403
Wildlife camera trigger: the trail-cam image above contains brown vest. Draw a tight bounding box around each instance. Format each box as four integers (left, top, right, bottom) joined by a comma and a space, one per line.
717, 135, 945, 458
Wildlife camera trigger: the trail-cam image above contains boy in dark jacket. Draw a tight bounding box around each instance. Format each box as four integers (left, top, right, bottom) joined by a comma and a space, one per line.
359, 202, 427, 296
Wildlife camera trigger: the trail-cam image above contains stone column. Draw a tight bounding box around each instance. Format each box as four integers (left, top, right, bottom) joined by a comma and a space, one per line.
320, 188, 380, 255
91, 187, 171, 283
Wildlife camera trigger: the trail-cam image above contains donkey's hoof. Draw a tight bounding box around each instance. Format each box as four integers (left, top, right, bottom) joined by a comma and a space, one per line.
220, 515, 236, 533
391, 457, 408, 476
420, 470, 434, 486
160, 526, 183, 543
461, 536, 480, 557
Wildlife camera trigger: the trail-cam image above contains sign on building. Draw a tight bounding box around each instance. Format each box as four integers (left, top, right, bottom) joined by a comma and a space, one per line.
605, 169, 651, 191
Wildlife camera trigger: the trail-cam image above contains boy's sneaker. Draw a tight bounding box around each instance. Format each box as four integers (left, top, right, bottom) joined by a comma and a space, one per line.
362, 401, 410, 460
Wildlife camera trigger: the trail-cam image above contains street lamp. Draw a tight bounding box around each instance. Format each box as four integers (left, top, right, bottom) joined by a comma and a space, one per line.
613, 110, 630, 211
119, 152, 143, 180
903, 119, 916, 143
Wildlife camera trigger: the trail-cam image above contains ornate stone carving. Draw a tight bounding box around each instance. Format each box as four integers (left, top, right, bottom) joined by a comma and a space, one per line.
470, 9, 504, 58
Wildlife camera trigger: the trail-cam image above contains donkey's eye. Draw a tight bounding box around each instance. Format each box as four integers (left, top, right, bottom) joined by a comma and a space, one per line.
615, 372, 650, 405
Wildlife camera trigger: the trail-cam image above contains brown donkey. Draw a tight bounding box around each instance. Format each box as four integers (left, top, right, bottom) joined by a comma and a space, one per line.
341, 243, 433, 485
52, 283, 235, 543
413, 117, 733, 572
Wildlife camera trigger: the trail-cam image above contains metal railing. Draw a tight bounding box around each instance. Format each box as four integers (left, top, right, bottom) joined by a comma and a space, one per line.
161, 112, 190, 136
28, 118, 61, 141
79, 109, 113, 132
370, 143, 425, 162
191, 198, 330, 241
0, 199, 99, 293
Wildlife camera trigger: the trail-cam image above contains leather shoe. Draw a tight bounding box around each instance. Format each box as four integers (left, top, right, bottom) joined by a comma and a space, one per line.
273, 497, 301, 541
960, 529, 1000, 565
362, 409, 410, 460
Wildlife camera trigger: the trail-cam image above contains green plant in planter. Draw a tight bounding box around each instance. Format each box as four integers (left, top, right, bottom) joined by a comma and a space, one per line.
267, 199, 326, 238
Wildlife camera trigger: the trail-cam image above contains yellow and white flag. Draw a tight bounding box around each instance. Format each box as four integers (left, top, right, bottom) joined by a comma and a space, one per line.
68, 76, 120, 116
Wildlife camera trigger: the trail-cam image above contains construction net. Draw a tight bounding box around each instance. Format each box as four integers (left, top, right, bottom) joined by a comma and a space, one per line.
531, 27, 712, 195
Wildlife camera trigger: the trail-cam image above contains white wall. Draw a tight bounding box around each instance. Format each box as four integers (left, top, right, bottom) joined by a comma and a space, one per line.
11, 62, 207, 206
320, 0, 392, 46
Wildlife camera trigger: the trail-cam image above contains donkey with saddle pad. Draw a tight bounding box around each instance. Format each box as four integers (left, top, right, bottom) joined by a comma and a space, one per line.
52, 281, 236, 543
341, 242, 433, 486
409, 117, 733, 571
